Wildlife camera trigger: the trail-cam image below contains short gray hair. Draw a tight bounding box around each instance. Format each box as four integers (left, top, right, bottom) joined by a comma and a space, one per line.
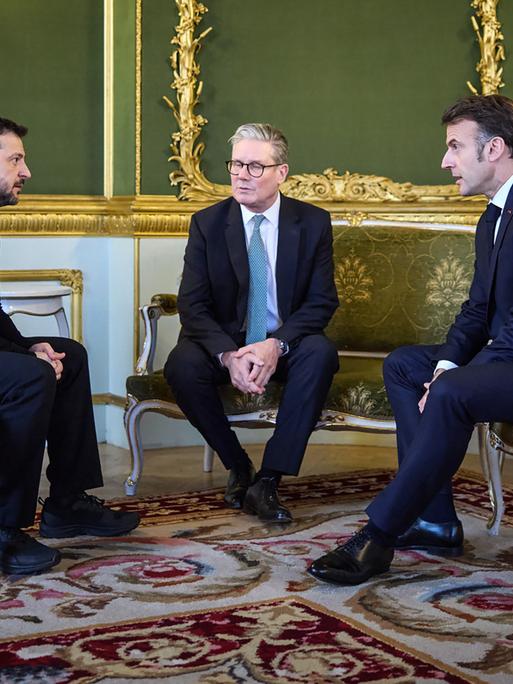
228, 123, 288, 164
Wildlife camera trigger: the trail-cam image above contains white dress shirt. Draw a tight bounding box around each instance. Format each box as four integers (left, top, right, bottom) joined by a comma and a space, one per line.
435, 173, 513, 374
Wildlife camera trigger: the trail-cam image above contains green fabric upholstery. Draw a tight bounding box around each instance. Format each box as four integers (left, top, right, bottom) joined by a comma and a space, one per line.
490, 422, 513, 449
127, 357, 391, 420
328, 225, 474, 351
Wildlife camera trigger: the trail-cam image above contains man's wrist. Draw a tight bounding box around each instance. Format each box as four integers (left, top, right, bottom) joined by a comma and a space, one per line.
219, 350, 236, 367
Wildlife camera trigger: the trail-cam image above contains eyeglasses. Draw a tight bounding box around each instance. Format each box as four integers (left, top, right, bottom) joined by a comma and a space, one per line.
225, 159, 281, 178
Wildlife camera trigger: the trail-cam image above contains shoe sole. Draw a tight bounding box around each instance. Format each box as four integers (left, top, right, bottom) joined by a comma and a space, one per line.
223, 497, 244, 510
242, 502, 292, 524
1, 552, 61, 576
307, 564, 391, 586
396, 544, 464, 558
39, 523, 139, 539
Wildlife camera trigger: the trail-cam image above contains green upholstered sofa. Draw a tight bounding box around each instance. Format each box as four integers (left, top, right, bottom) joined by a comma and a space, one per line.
125, 220, 505, 532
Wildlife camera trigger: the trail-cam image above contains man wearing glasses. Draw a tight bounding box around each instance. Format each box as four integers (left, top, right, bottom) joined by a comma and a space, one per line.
165, 123, 339, 523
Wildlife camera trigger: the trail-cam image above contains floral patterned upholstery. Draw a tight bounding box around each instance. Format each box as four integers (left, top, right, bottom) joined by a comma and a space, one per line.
329, 225, 474, 351
127, 357, 391, 419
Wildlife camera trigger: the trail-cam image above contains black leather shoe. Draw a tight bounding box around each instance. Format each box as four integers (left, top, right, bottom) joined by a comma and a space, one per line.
243, 477, 292, 523
39, 493, 140, 538
0, 527, 61, 575
307, 528, 394, 586
224, 462, 256, 509
395, 518, 464, 557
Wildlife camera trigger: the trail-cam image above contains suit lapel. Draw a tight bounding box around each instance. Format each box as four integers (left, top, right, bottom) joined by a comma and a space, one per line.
488, 187, 513, 298
225, 199, 249, 324
276, 194, 301, 320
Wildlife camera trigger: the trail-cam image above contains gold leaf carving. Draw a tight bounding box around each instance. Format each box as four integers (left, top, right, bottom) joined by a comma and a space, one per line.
468, 0, 505, 95
283, 169, 464, 203
163, 1, 501, 204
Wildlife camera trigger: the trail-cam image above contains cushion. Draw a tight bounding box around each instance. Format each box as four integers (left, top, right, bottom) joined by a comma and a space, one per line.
126, 355, 392, 421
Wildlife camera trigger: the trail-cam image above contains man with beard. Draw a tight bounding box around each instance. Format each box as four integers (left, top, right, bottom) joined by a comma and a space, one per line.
0, 117, 140, 575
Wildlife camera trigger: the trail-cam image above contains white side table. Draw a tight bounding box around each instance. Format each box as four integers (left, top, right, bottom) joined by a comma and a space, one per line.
0, 285, 73, 338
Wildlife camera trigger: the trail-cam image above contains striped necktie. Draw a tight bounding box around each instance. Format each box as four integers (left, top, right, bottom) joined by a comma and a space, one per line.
245, 214, 267, 344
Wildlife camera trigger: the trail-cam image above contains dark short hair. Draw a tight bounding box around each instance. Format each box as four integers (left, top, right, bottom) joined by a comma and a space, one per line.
442, 95, 513, 156
0, 117, 28, 139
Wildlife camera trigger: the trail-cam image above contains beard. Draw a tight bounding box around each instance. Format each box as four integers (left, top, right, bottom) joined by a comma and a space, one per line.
0, 180, 19, 207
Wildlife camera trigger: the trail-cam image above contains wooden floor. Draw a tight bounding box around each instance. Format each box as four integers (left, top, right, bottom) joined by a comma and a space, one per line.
39, 442, 513, 501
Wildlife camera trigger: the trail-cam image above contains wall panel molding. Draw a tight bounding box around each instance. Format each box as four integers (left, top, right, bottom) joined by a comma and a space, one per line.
0, 193, 486, 236
164, 0, 507, 203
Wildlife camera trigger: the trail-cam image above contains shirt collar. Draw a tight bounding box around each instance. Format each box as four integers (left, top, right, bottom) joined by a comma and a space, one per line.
491, 173, 513, 210
240, 193, 281, 229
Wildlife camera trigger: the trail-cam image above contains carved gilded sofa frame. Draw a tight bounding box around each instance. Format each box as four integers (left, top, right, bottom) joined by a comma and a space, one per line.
124, 221, 506, 534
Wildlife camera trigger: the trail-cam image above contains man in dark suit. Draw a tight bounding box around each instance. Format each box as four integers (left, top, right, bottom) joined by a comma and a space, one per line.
309, 94, 513, 585
165, 123, 339, 523
0, 117, 139, 576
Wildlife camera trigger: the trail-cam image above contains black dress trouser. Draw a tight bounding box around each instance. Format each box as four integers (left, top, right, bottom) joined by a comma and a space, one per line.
165, 334, 339, 475
367, 343, 513, 536
0, 337, 102, 528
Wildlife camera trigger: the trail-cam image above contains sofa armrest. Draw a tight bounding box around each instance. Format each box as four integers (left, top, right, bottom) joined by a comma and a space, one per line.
136, 293, 178, 375
150, 293, 178, 314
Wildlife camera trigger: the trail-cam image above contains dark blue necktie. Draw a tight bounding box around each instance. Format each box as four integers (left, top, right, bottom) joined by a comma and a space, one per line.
245, 214, 267, 344
484, 202, 501, 257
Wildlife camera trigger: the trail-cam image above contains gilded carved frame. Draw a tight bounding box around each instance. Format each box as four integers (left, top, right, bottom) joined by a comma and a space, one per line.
165, 0, 505, 208
0, 269, 83, 342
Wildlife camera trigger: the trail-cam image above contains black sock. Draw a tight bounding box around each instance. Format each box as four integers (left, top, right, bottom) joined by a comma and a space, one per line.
231, 453, 252, 473
48, 491, 81, 508
365, 520, 396, 548
255, 468, 283, 484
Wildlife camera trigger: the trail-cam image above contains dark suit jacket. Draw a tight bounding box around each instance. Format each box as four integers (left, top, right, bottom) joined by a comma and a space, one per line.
177, 194, 339, 356
436, 184, 513, 366
0, 305, 32, 355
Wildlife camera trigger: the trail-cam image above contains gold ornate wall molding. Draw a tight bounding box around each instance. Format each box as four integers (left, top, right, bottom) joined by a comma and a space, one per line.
92, 392, 126, 407
0, 268, 83, 342
0, 195, 197, 236
281, 170, 464, 204
468, 0, 505, 95
0, 193, 485, 236
164, 0, 507, 205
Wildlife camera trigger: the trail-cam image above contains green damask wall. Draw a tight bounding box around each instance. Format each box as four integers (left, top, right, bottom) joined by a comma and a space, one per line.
0, 0, 103, 195
141, 0, 513, 195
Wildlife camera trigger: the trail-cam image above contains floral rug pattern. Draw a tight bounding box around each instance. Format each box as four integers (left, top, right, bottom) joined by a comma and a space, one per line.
1, 469, 512, 683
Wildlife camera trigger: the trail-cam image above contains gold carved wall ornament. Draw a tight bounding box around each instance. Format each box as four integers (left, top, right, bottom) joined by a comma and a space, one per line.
281, 169, 462, 204
468, 0, 505, 95
164, 0, 509, 205
163, 0, 228, 202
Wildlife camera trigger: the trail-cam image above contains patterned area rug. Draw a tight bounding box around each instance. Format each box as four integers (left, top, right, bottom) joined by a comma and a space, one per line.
1, 469, 513, 683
